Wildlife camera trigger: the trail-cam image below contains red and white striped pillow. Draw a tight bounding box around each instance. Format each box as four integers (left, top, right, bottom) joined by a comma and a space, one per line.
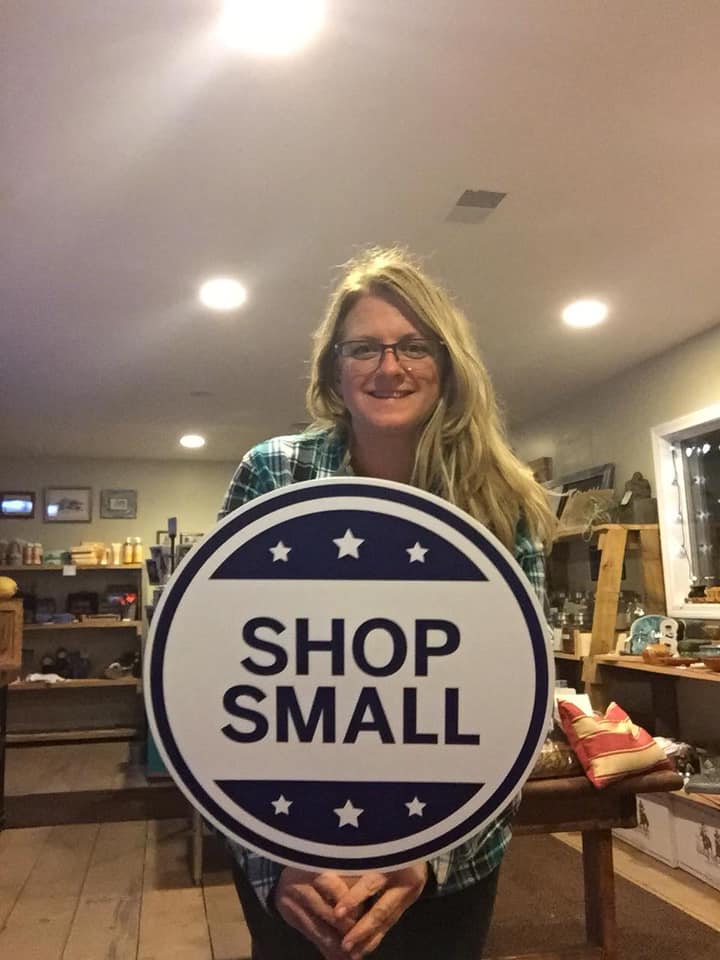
557, 699, 671, 789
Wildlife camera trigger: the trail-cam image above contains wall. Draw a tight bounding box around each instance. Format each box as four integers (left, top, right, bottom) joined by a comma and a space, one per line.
512, 322, 720, 492
0, 456, 237, 558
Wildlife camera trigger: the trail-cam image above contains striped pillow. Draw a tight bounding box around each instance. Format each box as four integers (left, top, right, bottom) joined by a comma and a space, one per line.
557, 700, 671, 789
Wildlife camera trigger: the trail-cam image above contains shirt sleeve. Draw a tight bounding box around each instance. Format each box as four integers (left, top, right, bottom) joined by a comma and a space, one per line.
218, 449, 286, 910
218, 448, 277, 520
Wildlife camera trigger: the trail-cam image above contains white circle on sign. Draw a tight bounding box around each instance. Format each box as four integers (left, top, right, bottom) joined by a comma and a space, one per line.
145, 478, 553, 871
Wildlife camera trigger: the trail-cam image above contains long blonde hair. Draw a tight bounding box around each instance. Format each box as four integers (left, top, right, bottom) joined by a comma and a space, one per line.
306, 247, 555, 550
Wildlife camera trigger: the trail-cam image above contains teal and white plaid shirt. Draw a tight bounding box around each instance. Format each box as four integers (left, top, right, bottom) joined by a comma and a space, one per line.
219, 428, 547, 908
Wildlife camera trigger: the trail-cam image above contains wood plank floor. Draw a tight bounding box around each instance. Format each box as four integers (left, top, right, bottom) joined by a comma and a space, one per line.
0, 819, 251, 960
2, 818, 718, 960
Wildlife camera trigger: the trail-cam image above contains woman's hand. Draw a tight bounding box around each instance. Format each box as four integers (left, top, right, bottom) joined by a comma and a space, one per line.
274, 868, 361, 960
333, 862, 428, 958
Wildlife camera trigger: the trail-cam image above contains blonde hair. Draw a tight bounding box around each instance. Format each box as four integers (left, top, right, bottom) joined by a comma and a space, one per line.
306, 247, 556, 551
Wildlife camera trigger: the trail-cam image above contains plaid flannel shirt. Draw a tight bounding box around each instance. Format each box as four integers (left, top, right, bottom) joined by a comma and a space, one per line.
218, 428, 547, 908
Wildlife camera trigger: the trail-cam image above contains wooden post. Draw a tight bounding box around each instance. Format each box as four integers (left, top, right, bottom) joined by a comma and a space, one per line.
638, 527, 666, 614
582, 829, 617, 959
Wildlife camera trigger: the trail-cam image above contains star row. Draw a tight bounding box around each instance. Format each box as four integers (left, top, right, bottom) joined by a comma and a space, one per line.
269, 529, 429, 564
270, 794, 427, 827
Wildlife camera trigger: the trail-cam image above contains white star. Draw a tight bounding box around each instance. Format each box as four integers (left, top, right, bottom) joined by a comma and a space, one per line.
405, 796, 426, 817
406, 542, 428, 563
271, 795, 292, 815
269, 541, 291, 562
333, 529, 365, 559
333, 798, 363, 828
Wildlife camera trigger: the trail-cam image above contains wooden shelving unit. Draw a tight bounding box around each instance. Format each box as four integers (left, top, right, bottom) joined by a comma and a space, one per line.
553, 652, 584, 662
10, 677, 139, 692
0, 564, 143, 572
24, 620, 141, 632
594, 655, 720, 683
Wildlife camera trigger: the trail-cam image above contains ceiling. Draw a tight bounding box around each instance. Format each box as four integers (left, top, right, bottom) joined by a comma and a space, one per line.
2, 1, 720, 462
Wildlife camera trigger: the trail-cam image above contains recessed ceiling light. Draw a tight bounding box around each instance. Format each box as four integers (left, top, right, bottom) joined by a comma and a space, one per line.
198, 277, 247, 312
218, 0, 325, 55
180, 434, 206, 449
562, 299, 609, 328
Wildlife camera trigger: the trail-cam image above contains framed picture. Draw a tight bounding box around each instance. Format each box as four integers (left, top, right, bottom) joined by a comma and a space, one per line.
100, 488, 138, 519
180, 532, 204, 545
549, 463, 615, 520
156, 530, 171, 546
44, 487, 92, 523
1, 491, 35, 519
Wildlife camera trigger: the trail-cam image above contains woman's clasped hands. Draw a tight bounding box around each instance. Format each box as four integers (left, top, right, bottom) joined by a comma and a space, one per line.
275, 861, 428, 960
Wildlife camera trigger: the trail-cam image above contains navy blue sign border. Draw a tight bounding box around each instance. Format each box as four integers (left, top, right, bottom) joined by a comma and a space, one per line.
148, 480, 550, 870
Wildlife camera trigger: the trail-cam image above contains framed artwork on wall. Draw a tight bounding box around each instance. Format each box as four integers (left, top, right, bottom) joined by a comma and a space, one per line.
100, 488, 138, 519
44, 487, 92, 523
1, 491, 36, 519
548, 463, 615, 520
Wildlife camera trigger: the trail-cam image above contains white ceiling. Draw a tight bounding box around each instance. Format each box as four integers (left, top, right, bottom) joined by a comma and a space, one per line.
2, 1, 720, 462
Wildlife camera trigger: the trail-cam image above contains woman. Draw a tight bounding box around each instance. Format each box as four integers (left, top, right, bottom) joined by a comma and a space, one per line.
219, 246, 555, 960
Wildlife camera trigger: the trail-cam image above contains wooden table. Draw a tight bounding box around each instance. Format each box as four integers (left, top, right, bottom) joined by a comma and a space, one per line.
504, 768, 683, 960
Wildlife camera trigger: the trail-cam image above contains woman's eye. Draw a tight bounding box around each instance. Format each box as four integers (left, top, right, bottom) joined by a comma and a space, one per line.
404, 341, 430, 358
351, 343, 377, 359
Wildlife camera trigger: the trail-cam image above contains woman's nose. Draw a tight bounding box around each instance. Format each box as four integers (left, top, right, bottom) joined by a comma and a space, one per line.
376, 346, 405, 374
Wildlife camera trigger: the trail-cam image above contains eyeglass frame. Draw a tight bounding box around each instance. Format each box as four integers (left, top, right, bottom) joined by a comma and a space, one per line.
333, 336, 445, 368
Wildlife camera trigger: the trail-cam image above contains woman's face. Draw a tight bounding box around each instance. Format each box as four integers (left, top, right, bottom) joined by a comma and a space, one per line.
337, 294, 442, 442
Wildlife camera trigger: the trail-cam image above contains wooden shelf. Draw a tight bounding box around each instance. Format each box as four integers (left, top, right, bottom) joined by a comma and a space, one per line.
9, 677, 139, 692
24, 620, 142, 632
0, 564, 143, 572
553, 522, 659, 542
554, 652, 584, 661
673, 790, 720, 813
6, 726, 141, 745
594, 655, 720, 682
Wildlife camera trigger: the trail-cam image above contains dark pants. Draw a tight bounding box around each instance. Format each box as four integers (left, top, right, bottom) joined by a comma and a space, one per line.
232, 863, 500, 960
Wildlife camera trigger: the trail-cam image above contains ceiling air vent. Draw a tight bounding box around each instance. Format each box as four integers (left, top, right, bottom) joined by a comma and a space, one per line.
446, 188, 506, 224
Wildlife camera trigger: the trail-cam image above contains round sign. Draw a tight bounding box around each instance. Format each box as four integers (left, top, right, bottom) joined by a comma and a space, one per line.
145, 478, 552, 872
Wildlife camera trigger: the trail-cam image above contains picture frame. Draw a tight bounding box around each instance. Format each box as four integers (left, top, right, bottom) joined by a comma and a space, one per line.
156, 530, 171, 546
180, 532, 204, 545
44, 487, 92, 523
100, 488, 138, 519
1, 491, 36, 519
548, 463, 615, 520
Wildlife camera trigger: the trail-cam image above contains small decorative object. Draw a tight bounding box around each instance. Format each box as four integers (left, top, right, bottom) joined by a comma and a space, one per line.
44, 487, 92, 523
0, 576, 18, 600
0, 491, 35, 518
180, 532, 204, 545
100, 488, 138, 519
628, 614, 681, 656
528, 457, 553, 483
618, 471, 657, 523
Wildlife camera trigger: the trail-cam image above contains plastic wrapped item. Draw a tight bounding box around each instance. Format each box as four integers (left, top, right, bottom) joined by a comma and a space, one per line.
529, 730, 583, 779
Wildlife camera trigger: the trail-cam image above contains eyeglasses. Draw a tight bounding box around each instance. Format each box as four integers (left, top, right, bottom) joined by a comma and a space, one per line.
334, 337, 442, 367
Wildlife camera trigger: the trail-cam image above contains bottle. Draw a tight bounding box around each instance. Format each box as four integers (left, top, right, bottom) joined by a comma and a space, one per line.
132, 537, 143, 564
111, 542, 122, 565
22, 541, 33, 566
560, 612, 575, 655
122, 537, 134, 564
32, 542, 43, 565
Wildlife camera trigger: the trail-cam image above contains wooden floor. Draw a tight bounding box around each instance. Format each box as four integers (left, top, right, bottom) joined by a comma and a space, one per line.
0, 818, 252, 960
2, 817, 719, 960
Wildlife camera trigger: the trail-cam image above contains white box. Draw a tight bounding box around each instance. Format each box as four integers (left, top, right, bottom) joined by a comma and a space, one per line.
612, 793, 678, 867
671, 794, 720, 892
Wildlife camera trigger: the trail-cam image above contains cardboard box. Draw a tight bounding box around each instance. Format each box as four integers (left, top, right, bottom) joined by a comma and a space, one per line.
671, 794, 720, 891
613, 793, 678, 867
